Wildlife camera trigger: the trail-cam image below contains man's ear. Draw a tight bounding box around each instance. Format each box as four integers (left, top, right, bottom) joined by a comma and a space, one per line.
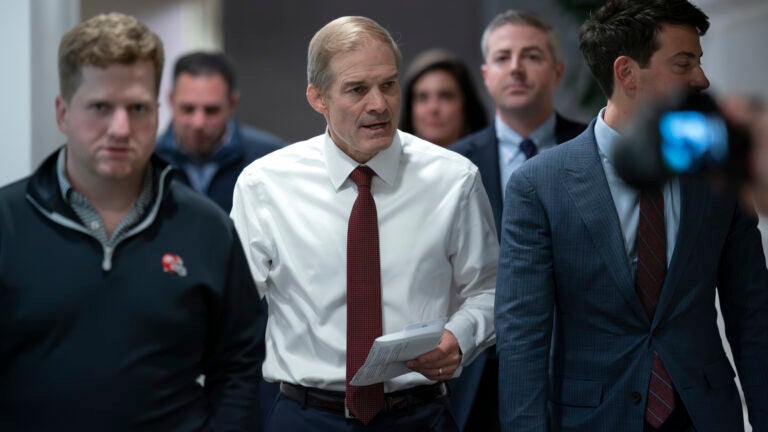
554, 61, 564, 85
614, 55, 637, 91
229, 90, 241, 110
55, 96, 69, 134
167, 89, 175, 109
306, 84, 327, 115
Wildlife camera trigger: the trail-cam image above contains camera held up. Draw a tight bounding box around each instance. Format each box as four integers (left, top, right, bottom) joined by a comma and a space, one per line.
614, 91, 751, 190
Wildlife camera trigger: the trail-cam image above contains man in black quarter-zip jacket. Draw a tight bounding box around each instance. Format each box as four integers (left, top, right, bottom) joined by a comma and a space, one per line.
0, 13, 265, 432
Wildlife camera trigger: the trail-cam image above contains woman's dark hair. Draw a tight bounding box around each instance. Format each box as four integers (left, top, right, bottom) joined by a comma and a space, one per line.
400, 49, 487, 140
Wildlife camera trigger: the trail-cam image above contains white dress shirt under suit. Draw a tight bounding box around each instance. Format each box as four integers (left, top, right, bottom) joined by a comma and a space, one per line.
230, 130, 498, 393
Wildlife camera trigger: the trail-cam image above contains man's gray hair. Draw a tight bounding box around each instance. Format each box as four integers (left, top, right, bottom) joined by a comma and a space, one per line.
307, 16, 401, 94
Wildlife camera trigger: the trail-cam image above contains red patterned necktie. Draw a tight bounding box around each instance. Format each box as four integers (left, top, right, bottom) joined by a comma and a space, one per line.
636, 187, 675, 428
345, 166, 384, 424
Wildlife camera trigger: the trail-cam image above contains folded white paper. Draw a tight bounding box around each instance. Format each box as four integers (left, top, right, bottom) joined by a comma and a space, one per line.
349, 318, 447, 386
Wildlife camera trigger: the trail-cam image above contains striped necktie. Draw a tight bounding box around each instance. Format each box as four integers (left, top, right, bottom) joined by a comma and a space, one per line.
636, 187, 675, 428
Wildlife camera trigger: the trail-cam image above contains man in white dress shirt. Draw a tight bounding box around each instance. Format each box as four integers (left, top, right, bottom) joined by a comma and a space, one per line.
230, 15, 497, 431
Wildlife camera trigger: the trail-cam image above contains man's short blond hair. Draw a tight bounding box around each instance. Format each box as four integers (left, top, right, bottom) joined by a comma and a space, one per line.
58, 12, 164, 101
307, 16, 401, 94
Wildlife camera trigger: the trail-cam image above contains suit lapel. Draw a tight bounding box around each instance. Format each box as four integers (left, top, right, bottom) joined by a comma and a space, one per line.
565, 124, 647, 321
654, 175, 709, 324
479, 117, 583, 238
472, 126, 503, 237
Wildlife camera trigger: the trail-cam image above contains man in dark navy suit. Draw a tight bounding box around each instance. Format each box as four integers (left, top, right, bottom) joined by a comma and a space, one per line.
449, 10, 585, 431
451, 10, 586, 238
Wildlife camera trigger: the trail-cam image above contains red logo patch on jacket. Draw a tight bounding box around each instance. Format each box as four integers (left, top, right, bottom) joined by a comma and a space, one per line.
162, 253, 187, 277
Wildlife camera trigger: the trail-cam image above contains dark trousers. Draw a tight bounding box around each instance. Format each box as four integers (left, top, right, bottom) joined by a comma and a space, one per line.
257, 380, 281, 428
463, 354, 500, 431
265, 392, 459, 432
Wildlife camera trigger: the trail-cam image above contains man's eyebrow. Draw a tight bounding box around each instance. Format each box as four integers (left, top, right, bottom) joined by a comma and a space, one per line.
382, 73, 399, 82
672, 51, 702, 59
342, 73, 398, 87
341, 80, 366, 88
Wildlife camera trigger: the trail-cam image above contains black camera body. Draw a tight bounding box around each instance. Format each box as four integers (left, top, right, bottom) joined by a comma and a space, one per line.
614, 91, 751, 189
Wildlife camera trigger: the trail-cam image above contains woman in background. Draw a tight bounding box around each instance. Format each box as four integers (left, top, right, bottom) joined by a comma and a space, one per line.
401, 49, 488, 147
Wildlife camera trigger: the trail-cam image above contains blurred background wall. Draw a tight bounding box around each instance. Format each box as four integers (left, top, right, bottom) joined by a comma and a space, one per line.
3, 0, 766, 186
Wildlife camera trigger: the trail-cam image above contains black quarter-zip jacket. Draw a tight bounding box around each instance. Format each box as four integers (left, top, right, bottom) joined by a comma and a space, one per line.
0, 150, 266, 431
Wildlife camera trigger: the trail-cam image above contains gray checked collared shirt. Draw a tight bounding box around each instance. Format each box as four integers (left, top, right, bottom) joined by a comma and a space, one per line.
56, 148, 153, 249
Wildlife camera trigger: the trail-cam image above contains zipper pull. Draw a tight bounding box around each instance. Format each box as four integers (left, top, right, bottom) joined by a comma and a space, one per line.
102, 246, 114, 271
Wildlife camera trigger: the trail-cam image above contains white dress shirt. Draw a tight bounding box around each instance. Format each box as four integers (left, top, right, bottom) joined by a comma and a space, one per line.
594, 108, 681, 271
231, 130, 498, 392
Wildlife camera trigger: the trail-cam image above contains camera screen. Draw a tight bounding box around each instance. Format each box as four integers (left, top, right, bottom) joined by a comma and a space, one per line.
659, 111, 729, 173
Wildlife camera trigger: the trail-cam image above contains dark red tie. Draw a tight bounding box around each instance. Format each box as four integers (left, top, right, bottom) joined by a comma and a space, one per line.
345, 166, 384, 424
636, 187, 675, 428
519, 138, 538, 160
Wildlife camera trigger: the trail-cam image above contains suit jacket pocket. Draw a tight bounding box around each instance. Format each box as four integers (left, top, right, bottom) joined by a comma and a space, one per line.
550, 376, 603, 407
703, 359, 736, 389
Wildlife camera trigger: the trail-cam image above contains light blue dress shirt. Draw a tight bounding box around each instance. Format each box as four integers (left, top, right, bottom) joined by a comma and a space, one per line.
497, 114, 557, 197
594, 108, 681, 274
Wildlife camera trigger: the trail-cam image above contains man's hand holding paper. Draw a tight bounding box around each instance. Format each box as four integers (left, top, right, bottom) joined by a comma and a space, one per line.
349, 318, 451, 386
405, 330, 462, 382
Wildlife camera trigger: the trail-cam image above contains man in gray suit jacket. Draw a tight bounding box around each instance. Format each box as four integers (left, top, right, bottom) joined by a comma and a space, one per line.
497, 1, 768, 431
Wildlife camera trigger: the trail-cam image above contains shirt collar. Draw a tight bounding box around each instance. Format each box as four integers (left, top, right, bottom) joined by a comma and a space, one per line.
56, 147, 72, 200
56, 146, 154, 210
594, 107, 623, 164
324, 129, 402, 190
495, 113, 557, 146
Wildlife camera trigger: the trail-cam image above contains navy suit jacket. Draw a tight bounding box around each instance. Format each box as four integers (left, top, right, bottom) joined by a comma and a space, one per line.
451, 114, 585, 238
496, 120, 768, 432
